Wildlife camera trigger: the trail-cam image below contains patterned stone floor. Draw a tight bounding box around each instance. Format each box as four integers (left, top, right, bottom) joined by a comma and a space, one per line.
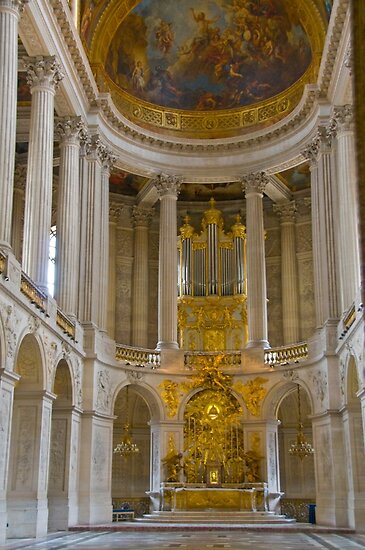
2, 530, 365, 550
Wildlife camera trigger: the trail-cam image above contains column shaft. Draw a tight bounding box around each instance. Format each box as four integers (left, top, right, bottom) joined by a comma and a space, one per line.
56, 117, 83, 315
242, 173, 269, 348
333, 106, 361, 311
22, 56, 63, 291
0, 0, 27, 249
155, 175, 181, 350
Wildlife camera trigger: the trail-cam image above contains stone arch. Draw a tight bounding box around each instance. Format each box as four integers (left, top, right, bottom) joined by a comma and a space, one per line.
262, 378, 315, 421
14, 332, 46, 391
342, 353, 365, 529
112, 380, 164, 423
345, 354, 360, 406
111, 382, 157, 516
273, 379, 315, 521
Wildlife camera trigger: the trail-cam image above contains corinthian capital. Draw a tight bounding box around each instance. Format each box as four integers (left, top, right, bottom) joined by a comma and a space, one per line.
241, 171, 269, 195
153, 174, 182, 198
273, 200, 296, 223
56, 116, 85, 144
24, 56, 64, 91
87, 134, 116, 170
334, 104, 354, 131
302, 125, 332, 165
0, 0, 28, 13
132, 205, 154, 227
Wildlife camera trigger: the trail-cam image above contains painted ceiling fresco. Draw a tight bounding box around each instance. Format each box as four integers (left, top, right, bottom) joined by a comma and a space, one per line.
109, 169, 148, 196
103, 0, 313, 111
277, 163, 310, 192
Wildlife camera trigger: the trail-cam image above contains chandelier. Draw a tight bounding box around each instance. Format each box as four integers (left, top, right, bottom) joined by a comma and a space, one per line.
113, 386, 139, 457
288, 384, 314, 460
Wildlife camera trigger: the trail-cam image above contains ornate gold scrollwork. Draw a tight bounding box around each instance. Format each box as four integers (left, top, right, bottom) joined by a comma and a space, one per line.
234, 377, 268, 417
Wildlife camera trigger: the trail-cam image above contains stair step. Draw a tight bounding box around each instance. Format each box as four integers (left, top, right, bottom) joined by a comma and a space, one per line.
137, 511, 295, 524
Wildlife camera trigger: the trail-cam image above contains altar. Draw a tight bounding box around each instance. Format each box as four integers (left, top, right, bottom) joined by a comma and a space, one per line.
159, 482, 269, 512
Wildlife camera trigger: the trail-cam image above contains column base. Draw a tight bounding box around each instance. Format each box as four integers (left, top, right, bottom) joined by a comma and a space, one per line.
155, 341, 179, 351
245, 339, 270, 349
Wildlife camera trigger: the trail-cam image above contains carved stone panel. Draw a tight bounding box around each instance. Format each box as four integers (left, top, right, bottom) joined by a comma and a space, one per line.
49, 418, 67, 494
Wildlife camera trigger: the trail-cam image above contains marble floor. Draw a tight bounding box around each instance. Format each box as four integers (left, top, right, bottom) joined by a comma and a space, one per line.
2, 530, 365, 550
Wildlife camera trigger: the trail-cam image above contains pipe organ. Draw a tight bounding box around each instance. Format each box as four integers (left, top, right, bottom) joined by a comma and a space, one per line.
178, 199, 248, 351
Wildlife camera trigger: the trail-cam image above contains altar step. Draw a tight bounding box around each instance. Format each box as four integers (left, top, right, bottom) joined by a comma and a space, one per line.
137, 510, 296, 524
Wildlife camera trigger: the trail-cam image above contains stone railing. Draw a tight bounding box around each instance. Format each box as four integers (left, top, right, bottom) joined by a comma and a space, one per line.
184, 350, 242, 369
56, 308, 76, 340
116, 344, 161, 369
264, 342, 308, 367
20, 272, 47, 313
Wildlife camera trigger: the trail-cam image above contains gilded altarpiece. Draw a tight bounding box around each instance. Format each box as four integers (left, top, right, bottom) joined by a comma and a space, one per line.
178, 199, 247, 351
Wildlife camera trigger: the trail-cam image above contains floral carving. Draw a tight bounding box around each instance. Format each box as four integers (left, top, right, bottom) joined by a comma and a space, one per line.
234, 377, 268, 417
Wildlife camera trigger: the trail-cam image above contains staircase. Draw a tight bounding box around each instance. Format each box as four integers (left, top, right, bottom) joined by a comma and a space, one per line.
137, 510, 296, 525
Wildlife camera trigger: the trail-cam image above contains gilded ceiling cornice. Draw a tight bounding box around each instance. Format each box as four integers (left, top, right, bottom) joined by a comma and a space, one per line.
98, 87, 319, 154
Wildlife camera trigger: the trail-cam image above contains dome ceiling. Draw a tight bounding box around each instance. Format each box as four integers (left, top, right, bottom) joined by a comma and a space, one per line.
81, 0, 328, 138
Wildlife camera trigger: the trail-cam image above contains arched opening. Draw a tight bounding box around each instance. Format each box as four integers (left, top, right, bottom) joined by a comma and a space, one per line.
48, 359, 78, 531
277, 385, 315, 522
343, 356, 365, 529
7, 334, 51, 538
112, 385, 151, 516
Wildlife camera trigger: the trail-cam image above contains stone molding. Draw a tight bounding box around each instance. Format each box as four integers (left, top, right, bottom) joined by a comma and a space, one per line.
23, 55, 64, 91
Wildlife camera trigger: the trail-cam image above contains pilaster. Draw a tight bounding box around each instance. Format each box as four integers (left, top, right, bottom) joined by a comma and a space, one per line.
131, 206, 154, 347
273, 201, 300, 344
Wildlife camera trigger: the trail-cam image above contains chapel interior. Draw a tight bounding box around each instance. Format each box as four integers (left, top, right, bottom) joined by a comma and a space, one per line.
0, 0, 364, 542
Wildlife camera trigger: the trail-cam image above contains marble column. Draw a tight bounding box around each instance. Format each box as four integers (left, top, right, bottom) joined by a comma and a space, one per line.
55, 116, 84, 316
78, 134, 114, 329
332, 105, 361, 312
22, 56, 63, 292
241, 172, 269, 349
273, 201, 300, 344
154, 175, 181, 350
11, 164, 26, 262
303, 127, 340, 327
0, 0, 28, 251
131, 205, 154, 348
